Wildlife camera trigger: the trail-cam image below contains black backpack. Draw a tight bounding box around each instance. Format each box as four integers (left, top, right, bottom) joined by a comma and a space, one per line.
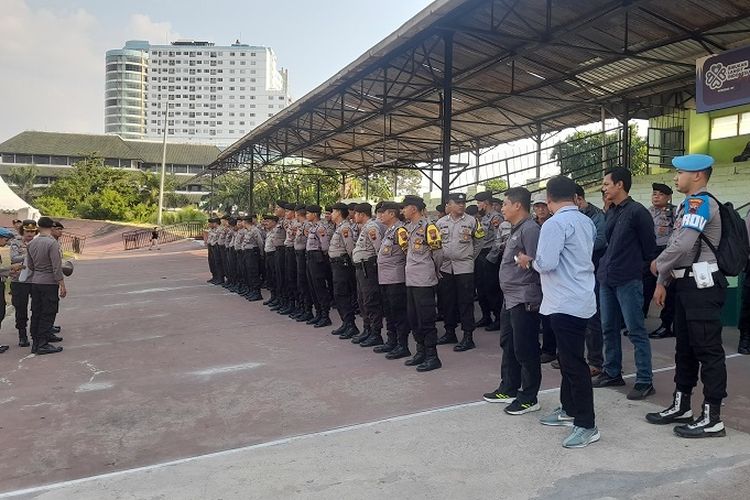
698, 193, 750, 276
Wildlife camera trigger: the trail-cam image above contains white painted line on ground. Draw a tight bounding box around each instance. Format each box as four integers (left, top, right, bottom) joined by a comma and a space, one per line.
0, 353, 745, 498
75, 382, 114, 393
189, 362, 263, 377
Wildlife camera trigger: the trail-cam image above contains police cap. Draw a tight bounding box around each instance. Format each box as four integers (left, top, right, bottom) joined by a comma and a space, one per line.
306, 204, 322, 214
22, 219, 37, 231
474, 191, 493, 202
671, 154, 714, 171
435, 204, 445, 213
652, 183, 673, 196
446, 193, 467, 203
276, 200, 290, 209
38, 216, 54, 228
402, 195, 426, 210
375, 201, 384, 213
354, 202, 372, 216
381, 201, 403, 211
295, 203, 306, 212
52, 221, 64, 229
263, 214, 279, 222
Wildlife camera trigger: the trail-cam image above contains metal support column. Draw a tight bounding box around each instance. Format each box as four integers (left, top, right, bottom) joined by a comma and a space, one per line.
440, 32, 454, 204
534, 122, 542, 179
316, 179, 321, 205
621, 101, 630, 169
248, 151, 255, 214
601, 106, 607, 178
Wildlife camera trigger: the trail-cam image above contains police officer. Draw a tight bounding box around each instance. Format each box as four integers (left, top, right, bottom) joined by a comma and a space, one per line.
474, 191, 503, 330
305, 205, 333, 327
262, 215, 281, 307
292, 205, 314, 322
646, 154, 728, 438
205, 218, 219, 283
233, 217, 249, 296
9, 220, 37, 347
279, 204, 298, 315
376, 202, 411, 359
225, 218, 239, 291
400, 195, 443, 371
242, 215, 264, 301
352, 202, 385, 347
435, 192, 484, 352
645, 182, 677, 339
217, 216, 230, 286
328, 202, 358, 337
271, 201, 290, 311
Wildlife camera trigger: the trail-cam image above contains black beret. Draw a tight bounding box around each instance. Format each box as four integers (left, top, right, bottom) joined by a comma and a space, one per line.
295, 203, 306, 211
474, 191, 493, 202
435, 204, 445, 212
466, 205, 479, 216
490, 197, 502, 204
52, 221, 64, 229
263, 214, 279, 221
446, 193, 467, 203
652, 183, 673, 196
331, 202, 349, 211
347, 202, 358, 210
306, 204, 322, 214
375, 201, 385, 212
38, 216, 54, 228
220, 215, 229, 220
354, 202, 372, 215
242, 216, 254, 222
276, 200, 289, 209
402, 195, 425, 209
381, 201, 403, 211
228, 218, 237, 226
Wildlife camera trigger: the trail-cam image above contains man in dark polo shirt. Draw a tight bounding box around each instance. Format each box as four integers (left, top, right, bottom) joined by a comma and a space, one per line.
594, 167, 656, 399
26, 216, 66, 355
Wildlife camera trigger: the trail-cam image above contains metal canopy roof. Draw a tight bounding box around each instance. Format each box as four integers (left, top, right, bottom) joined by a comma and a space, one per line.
207, 0, 750, 179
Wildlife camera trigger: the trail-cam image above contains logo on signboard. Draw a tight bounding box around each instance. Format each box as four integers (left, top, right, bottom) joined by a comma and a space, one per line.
705, 61, 749, 91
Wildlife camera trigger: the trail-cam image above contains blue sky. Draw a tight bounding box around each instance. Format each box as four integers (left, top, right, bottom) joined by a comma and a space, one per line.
1, 0, 433, 141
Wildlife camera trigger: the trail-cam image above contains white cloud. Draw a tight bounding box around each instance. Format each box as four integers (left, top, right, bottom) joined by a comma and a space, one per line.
0, 2, 181, 143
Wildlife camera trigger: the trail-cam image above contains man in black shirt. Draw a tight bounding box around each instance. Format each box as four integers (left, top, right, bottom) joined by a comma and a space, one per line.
594, 168, 657, 400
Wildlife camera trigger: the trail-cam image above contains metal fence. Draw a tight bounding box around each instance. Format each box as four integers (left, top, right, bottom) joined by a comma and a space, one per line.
58, 232, 86, 254
122, 221, 206, 251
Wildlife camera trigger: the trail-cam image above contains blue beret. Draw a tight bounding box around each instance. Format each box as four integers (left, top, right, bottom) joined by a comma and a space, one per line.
0, 228, 15, 238
671, 154, 714, 172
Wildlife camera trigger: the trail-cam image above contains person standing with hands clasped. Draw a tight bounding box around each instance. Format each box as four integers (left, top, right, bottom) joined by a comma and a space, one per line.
516, 176, 599, 448
646, 154, 733, 438
26, 217, 66, 355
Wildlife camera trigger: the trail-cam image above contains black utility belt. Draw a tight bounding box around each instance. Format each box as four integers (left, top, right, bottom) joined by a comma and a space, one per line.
330, 256, 350, 264
242, 247, 260, 252
275, 245, 285, 251
354, 257, 377, 268
294, 249, 306, 254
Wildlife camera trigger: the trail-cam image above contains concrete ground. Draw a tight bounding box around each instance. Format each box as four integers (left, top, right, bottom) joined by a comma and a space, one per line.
0, 241, 748, 499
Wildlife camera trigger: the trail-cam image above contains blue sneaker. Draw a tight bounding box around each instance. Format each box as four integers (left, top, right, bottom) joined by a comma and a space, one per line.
562, 426, 600, 448
539, 407, 574, 427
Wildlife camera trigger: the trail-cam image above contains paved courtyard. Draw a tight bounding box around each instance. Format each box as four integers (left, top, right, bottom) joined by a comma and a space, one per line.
0, 241, 748, 499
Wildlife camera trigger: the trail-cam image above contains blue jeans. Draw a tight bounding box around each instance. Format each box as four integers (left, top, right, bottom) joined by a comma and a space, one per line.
600, 279, 653, 385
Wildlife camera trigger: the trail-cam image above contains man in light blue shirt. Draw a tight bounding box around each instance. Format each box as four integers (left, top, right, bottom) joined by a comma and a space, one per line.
516, 175, 598, 448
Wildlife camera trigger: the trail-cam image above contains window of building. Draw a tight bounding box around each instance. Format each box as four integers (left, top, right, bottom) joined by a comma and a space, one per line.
710, 113, 750, 140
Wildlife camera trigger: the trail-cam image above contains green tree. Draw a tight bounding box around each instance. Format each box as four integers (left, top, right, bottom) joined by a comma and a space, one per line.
550, 125, 647, 185
34, 195, 73, 218
6, 165, 40, 201
483, 178, 509, 193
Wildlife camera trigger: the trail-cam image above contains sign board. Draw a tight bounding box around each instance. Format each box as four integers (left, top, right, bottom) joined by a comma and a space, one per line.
696, 45, 750, 113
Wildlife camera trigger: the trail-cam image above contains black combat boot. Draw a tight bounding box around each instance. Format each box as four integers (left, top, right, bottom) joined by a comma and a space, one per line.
297, 308, 314, 322
270, 297, 284, 311
373, 331, 397, 353
305, 309, 321, 325
404, 343, 426, 366
646, 391, 693, 425
360, 330, 384, 348
330, 323, 348, 336
247, 291, 262, 302
386, 339, 411, 359
454, 331, 476, 352
351, 326, 371, 344
416, 346, 442, 372
278, 299, 294, 315
339, 322, 360, 340
263, 295, 276, 306
436, 328, 458, 345
738, 331, 750, 355
475, 315, 492, 328
673, 402, 726, 438
314, 309, 332, 328
18, 329, 30, 348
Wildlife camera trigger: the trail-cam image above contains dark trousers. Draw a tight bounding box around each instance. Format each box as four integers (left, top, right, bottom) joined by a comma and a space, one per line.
284, 247, 297, 301
207, 245, 217, 279
673, 274, 727, 404
30, 284, 59, 346
244, 248, 262, 293
551, 313, 595, 429
306, 251, 331, 310
541, 315, 556, 355
217, 246, 227, 282
381, 283, 409, 342
738, 271, 750, 334
586, 282, 604, 369
274, 246, 286, 299
498, 304, 542, 403
331, 258, 356, 324
265, 251, 276, 295
213, 245, 225, 282
11, 281, 31, 331
0, 285, 5, 325
643, 271, 676, 328
406, 286, 438, 348
475, 250, 502, 320
438, 272, 475, 333
295, 250, 312, 311
355, 259, 383, 333
227, 248, 237, 283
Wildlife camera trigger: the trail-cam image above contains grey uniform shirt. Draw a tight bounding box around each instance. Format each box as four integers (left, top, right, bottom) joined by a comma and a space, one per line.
377, 222, 406, 285
436, 213, 481, 274
264, 225, 279, 253
233, 227, 246, 250
329, 221, 355, 258
499, 217, 542, 309
478, 210, 503, 252
26, 234, 64, 285
293, 221, 309, 250
655, 192, 721, 286
242, 226, 264, 251
226, 230, 237, 249
283, 219, 295, 247
649, 204, 676, 247
306, 220, 331, 252
217, 226, 228, 246
352, 219, 383, 263
405, 217, 443, 287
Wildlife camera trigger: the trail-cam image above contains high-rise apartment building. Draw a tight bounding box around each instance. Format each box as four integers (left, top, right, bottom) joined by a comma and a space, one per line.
105, 39, 292, 146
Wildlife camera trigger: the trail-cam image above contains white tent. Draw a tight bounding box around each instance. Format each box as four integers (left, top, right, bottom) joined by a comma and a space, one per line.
0, 175, 39, 220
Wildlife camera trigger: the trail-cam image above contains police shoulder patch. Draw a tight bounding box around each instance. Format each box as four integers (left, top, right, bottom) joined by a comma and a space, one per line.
317, 226, 327, 237
368, 227, 378, 241
474, 219, 486, 239
342, 227, 350, 238
426, 223, 442, 250
681, 194, 710, 233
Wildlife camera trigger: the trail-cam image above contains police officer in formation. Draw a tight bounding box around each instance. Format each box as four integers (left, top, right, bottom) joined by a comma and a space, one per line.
474, 191, 504, 331
644, 182, 677, 339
